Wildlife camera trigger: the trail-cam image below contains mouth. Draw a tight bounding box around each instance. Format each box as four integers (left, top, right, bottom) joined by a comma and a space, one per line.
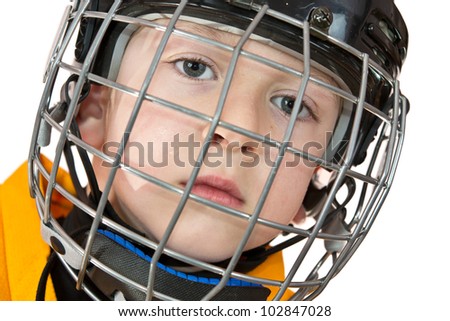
181, 175, 244, 209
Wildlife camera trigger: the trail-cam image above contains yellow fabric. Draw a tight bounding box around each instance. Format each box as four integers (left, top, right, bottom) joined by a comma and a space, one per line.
0, 157, 74, 301
0, 159, 55, 300
0, 158, 291, 301
247, 250, 293, 300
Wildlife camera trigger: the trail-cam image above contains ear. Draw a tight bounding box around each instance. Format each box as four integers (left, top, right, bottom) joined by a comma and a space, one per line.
76, 84, 109, 149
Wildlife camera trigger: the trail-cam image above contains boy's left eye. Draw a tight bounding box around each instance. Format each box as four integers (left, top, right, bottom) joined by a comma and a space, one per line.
271, 96, 315, 121
175, 59, 215, 80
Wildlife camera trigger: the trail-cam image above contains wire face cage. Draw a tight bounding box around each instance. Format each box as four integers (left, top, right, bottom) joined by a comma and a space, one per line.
28, 0, 408, 300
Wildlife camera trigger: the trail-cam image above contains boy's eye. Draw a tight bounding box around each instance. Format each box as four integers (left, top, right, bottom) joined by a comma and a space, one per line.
271, 96, 314, 121
175, 59, 215, 80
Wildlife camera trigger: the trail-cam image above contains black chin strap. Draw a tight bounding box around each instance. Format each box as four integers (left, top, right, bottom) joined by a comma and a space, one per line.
86, 230, 271, 301
36, 251, 57, 301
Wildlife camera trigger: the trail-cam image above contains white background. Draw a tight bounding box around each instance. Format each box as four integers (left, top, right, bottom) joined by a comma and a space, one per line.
0, 1, 448, 319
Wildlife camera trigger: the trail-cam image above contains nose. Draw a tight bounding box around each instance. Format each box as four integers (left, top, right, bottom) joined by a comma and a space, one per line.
202, 130, 258, 160
201, 85, 264, 158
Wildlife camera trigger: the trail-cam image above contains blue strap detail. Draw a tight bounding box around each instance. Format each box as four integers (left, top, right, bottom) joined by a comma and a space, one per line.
97, 229, 260, 287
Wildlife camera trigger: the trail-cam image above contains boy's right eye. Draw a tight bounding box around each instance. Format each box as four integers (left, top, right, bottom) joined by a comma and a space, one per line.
174, 58, 216, 80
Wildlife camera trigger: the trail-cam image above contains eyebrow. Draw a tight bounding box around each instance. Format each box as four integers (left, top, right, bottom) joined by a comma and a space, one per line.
175, 21, 239, 45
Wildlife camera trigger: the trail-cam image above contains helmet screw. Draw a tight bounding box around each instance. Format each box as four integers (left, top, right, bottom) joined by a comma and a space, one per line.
310, 6, 333, 30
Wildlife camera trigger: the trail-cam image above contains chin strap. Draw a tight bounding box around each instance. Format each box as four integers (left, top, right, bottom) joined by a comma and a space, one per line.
36, 251, 58, 301
86, 229, 271, 301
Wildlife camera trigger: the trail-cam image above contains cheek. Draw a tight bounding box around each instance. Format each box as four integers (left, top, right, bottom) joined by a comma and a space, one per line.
132, 108, 205, 166
261, 162, 314, 224
289, 123, 335, 161
243, 162, 313, 250
105, 94, 204, 167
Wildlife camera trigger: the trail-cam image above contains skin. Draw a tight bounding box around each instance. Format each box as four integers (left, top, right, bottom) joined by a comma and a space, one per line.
77, 20, 341, 262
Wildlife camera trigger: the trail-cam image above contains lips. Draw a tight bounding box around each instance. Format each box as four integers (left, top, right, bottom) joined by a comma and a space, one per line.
182, 175, 244, 209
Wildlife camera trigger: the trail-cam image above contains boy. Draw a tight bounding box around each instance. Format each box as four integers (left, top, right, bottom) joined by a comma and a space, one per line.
0, 0, 409, 300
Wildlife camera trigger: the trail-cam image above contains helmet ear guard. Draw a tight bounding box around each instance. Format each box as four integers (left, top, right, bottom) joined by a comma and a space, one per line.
74, 0, 111, 63
353, 91, 410, 166
302, 167, 355, 219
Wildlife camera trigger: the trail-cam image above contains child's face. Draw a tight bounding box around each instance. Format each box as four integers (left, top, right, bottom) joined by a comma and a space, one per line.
84, 20, 341, 262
